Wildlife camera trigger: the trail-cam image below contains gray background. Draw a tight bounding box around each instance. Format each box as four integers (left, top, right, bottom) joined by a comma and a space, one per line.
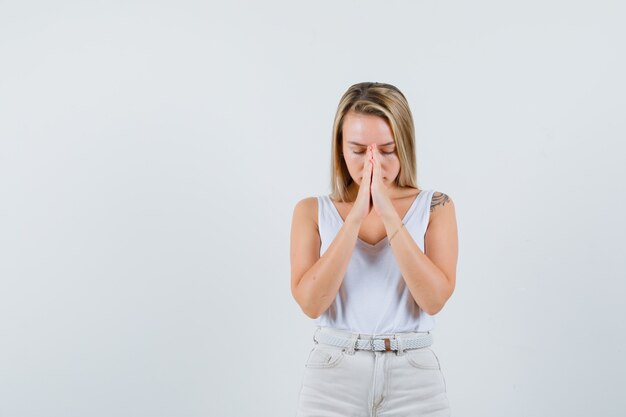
1, 1, 625, 416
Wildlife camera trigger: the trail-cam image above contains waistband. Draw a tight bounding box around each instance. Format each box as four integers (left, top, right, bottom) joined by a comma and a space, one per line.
313, 326, 433, 355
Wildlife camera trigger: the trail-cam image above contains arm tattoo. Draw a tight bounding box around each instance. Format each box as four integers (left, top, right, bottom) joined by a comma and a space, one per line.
430, 192, 451, 212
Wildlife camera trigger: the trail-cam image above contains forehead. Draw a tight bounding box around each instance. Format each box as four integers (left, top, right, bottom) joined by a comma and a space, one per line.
346, 140, 395, 147
342, 112, 395, 147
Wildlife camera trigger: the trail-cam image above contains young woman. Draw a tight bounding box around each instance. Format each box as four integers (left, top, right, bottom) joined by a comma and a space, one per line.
290, 82, 458, 416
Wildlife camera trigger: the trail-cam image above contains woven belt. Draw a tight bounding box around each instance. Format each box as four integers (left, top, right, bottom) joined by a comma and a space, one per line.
314, 330, 433, 352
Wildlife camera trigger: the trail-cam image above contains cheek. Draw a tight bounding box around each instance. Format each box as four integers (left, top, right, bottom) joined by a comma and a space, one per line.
384, 155, 399, 166
376, 154, 391, 163
345, 153, 365, 168
381, 157, 400, 173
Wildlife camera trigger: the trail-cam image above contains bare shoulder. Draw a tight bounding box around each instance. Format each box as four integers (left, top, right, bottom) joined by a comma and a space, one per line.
292, 196, 319, 227
430, 191, 454, 214
428, 191, 455, 226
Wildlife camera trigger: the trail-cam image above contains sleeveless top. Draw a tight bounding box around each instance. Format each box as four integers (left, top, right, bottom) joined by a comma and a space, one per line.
314, 189, 437, 335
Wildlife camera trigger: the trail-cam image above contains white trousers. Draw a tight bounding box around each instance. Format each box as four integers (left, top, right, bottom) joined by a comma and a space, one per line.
295, 326, 451, 417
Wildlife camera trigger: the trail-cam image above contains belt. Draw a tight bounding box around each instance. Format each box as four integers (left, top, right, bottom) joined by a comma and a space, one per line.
314, 330, 433, 352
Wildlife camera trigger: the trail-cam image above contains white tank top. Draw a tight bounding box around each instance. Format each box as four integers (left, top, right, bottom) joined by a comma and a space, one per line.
314, 189, 437, 334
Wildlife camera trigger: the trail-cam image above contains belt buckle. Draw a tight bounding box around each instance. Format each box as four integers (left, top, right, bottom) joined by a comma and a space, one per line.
371, 337, 392, 351
367, 337, 392, 351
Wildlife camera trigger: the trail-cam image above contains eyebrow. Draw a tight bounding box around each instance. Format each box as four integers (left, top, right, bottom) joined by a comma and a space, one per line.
347, 141, 395, 147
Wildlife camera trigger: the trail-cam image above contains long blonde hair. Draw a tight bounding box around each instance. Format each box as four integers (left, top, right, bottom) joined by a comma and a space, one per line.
329, 82, 420, 202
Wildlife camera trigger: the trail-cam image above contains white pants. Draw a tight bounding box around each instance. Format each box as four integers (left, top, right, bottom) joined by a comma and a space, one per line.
295, 326, 451, 417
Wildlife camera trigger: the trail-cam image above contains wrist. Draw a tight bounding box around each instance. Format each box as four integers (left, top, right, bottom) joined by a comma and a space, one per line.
388, 222, 405, 245
381, 209, 401, 225
344, 214, 362, 226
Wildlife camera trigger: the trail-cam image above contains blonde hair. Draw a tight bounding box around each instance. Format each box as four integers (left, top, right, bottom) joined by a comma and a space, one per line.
329, 82, 419, 202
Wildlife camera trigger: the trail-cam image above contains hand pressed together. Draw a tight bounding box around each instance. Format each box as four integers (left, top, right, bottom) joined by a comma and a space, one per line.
348, 143, 396, 222
368, 143, 395, 219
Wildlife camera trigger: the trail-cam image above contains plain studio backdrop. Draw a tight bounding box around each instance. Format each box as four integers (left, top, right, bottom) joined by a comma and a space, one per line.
1, 1, 625, 416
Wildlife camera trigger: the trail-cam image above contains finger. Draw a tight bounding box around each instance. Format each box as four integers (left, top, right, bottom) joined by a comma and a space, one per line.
372, 144, 379, 161
363, 150, 372, 174
365, 158, 373, 184
368, 148, 377, 180
361, 159, 371, 186
373, 152, 380, 181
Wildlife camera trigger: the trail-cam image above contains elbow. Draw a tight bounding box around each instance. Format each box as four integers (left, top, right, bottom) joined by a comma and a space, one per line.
424, 303, 444, 316
424, 285, 454, 316
292, 285, 323, 319
304, 308, 322, 320
300, 302, 322, 319
301, 296, 324, 319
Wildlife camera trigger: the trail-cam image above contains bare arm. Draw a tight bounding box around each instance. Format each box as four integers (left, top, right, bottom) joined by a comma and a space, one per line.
290, 198, 362, 319
382, 191, 458, 315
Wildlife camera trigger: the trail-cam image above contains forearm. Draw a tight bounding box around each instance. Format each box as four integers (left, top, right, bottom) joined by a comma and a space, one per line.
297, 216, 361, 318
383, 212, 450, 315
